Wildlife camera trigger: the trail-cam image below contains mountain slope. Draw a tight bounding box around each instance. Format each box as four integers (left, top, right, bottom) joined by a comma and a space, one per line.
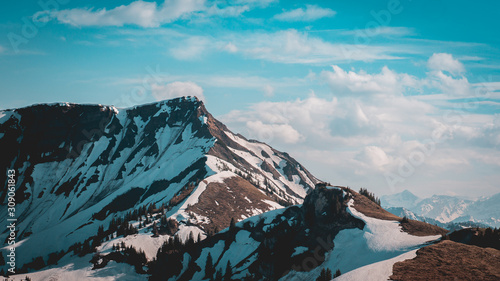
0, 97, 318, 269
145, 185, 444, 281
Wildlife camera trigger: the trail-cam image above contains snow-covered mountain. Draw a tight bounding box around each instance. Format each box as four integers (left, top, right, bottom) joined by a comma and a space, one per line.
2, 97, 490, 280
0, 97, 318, 270
381, 190, 421, 210
382, 190, 500, 228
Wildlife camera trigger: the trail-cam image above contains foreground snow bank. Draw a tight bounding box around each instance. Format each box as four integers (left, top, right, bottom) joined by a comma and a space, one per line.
335, 250, 417, 281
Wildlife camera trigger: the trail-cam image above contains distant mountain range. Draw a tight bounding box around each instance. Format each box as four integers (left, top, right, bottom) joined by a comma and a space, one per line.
381, 190, 500, 228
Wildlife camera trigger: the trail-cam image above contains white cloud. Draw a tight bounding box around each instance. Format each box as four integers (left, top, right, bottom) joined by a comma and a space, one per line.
247, 121, 304, 144
218, 57, 500, 196
235, 0, 278, 8
237, 29, 403, 64
222, 42, 238, 53
170, 36, 210, 60
342, 26, 414, 37
33, 0, 253, 27
262, 85, 274, 97
152, 81, 205, 101
274, 5, 336, 22
427, 70, 471, 96
355, 146, 392, 171
205, 4, 249, 17
321, 65, 420, 96
427, 53, 465, 76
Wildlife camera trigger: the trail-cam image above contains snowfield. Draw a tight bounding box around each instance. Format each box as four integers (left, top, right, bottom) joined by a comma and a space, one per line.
7, 254, 145, 281
335, 250, 418, 281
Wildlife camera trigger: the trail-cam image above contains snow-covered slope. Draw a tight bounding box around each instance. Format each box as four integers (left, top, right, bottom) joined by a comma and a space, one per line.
6, 183, 448, 281
0, 97, 318, 270
143, 186, 443, 281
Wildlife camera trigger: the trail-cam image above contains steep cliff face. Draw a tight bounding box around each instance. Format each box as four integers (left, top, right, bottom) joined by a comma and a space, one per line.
0, 97, 318, 267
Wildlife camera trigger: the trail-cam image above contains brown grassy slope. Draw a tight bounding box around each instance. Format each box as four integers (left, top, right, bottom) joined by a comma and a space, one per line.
390, 240, 500, 281
349, 188, 447, 236
186, 176, 278, 233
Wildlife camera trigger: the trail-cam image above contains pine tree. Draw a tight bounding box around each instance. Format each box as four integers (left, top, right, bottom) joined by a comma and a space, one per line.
214, 269, 223, 281
334, 269, 341, 278
205, 253, 215, 279
316, 268, 333, 281
188, 231, 195, 246
224, 260, 232, 281
229, 218, 236, 230
326, 268, 332, 280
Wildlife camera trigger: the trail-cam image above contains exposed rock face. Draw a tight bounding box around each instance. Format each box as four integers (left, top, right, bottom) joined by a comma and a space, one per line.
303, 185, 364, 235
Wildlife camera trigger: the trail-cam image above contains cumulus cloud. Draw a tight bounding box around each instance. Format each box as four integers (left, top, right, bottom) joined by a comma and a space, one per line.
321, 65, 420, 96
219, 55, 500, 196
355, 146, 392, 171
247, 121, 304, 144
152, 81, 205, 102
427, 53, 465, 76
274, 5, 336, 22
427, 70, 471, 96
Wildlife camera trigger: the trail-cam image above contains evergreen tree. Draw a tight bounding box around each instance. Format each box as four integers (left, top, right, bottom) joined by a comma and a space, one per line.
229, 218, 236, 230
214, 269, 223, 281
205, 253, 215, 279
187, 231, 195, 248
334, 269, 341, 278
316, 268, 332, 281
224, 260, 232, 281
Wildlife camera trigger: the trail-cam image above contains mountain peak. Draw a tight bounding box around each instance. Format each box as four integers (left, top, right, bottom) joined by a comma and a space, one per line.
0, 97, 318, 268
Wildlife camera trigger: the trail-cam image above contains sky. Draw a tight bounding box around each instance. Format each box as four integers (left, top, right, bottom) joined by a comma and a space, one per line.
1, 0, 499, 198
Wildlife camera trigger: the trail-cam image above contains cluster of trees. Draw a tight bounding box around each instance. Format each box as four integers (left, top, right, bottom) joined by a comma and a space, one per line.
103, 242, 147, 273
444, 227, 500, 250
470, 227, 500, 250
316, 268, 341, 280
169, 182, 198, 206
108, 218, 138, 238
359, 188, 381, 206
204, 255, 234, 281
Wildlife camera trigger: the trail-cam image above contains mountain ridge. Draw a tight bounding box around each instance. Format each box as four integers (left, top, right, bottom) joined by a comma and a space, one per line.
0, 97, 318, 268
382, 190, 500, 228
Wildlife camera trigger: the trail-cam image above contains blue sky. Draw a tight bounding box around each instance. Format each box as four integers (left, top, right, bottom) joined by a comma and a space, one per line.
1, 0, 499, 197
